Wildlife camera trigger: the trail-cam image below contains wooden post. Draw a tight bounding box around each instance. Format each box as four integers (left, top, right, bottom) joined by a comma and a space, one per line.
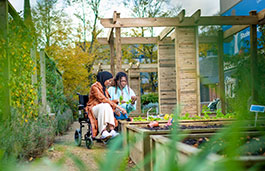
157, 40, 176, 115
218, 30, 226, 114
249, 11, 258, 103
0, 0, 11, 121
115, 13, 122, 72
109, 31, 115, 75
174, 27, 200, 116
128, 69, 141, 115
40, 51, 47, 114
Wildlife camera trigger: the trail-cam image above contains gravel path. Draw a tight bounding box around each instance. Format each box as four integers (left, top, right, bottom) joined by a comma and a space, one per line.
30, 121, 136, 171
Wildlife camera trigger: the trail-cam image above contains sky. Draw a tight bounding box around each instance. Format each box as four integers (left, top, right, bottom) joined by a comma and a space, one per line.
9, 0, 220, 16
8, 0, 220, 37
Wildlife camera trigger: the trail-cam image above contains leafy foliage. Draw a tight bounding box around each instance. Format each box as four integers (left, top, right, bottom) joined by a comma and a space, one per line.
141, 92, 158, 105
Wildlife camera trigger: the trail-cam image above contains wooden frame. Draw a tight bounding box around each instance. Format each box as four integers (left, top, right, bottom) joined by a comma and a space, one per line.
99, 8, 265, 116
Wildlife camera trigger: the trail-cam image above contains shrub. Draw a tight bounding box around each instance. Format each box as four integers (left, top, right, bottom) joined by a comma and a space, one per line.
141, 93, 158, 105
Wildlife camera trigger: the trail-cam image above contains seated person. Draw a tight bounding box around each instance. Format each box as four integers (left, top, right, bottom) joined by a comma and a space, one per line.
85, 71, 126, 141
108, 72, 137, 120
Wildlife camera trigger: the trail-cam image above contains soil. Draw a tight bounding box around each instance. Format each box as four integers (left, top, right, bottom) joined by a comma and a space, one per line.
183, 136, 265, 156
27, 121, 136, 171
143, 124, 223, 131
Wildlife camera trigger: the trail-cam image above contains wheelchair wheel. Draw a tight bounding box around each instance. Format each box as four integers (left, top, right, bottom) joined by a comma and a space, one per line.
74, 129, 82, 146
85, 134, 93, 149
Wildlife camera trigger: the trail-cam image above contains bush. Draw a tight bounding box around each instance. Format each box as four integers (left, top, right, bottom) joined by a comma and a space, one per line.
0, 109, 56, 160
55, 108, 74, 135
141, 93, 158, 105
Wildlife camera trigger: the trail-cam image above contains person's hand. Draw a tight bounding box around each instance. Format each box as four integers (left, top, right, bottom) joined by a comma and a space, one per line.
121, 100, 126, 104
118, 106, 127, 114
115, 108, 121, 116
131, 96, 137, 104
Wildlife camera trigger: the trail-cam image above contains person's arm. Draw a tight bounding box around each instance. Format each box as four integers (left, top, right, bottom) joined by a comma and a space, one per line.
91, 85, 117, 109
91, 86, 126, 114
126, 88, 137, 113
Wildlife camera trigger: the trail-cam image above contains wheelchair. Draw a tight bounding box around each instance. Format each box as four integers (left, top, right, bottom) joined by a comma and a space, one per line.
74, 93, 94, 149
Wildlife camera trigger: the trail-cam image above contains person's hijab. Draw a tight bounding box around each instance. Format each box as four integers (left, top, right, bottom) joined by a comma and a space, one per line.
97, 71, 113, 97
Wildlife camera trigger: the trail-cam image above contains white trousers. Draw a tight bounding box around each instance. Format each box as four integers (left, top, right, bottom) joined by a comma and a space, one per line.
92, 103, 115, 135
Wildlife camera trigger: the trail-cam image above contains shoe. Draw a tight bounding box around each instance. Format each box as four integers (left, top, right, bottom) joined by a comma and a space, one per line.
110, 130, 119, 137
101, 130, 112, 142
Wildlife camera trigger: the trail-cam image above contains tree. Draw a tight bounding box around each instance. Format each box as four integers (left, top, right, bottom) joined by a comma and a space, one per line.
32, 0, 73, 53
65, 0, 103, 85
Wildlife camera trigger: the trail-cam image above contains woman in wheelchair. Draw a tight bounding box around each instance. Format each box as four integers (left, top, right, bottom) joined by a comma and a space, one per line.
85, 71, 126, 142
108, 72, 137, 120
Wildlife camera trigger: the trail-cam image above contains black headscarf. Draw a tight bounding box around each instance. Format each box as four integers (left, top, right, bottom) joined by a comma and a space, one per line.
97, 71, 113, 97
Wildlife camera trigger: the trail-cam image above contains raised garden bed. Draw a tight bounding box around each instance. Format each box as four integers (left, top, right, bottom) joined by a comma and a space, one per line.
150, 130, 265, 170
119, 118, 233, 139
126, 124, 223, 170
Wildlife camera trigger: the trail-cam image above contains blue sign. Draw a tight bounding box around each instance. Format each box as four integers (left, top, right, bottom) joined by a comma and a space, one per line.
250, 105, 265, 113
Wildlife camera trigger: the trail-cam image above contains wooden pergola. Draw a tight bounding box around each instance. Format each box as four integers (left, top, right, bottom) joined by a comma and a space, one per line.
97, 9, 265, 116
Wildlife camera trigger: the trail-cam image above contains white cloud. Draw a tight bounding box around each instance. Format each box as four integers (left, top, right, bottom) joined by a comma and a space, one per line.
171, 0, 220, 16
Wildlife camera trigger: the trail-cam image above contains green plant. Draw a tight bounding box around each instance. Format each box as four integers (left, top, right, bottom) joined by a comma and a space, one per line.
141, 93, 158, 105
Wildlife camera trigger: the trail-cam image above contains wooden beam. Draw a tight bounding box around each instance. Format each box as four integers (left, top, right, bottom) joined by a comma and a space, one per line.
109, 31, 115, 75
159, 27, 174, 41
100, 16, 258, 28
115, 12, 122, 72
113, 11, 117, 24
98, 37, 159, 45
0, 0, 11, 121
249, 11, 258, 103
223, 9, 265, 39
93, 63, 158, 73
107, 11, 117, 42
158, 10, 186, 41
218, 30, 226, 114
107, 28, 114, 42
191, 9, 201, 23
178, 9, 185, 23
223, 25, 248, 39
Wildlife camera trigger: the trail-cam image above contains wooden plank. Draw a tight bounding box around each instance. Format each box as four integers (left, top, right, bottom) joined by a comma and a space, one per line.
158, 43, 176, 115
98, 37, 158, 45
175, 27, 200, 116
109, 31, 115, 75
99, 36, 216, 44
195, 26, 201, 116
100, 16, 258, 28
249, 11, 258, 102
178, 9, 185, 23
113, 11, 117, 24
191, 9, 201, 23
223, 25, 248, 39
107, 28, 114, 42
159, 27, 174, 41
218, 30, 226, 114
224, 9, 265, 39
115, 13, 122, 72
